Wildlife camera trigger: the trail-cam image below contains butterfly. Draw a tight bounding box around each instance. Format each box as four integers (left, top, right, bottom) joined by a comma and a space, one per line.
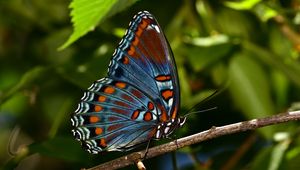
71, 11, 186, 154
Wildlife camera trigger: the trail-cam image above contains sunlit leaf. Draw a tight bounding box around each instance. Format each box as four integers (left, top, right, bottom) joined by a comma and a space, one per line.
225, 0, 261, 10
253, 3, 278, 21
269, 140, 290, 170
59, 0, 139, 50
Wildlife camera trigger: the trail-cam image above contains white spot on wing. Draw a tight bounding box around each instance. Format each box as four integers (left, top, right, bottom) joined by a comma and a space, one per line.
71, 117, 76, 126
168, 98, 174, 107
152, 24, 160, 33
74, 104, 81, 113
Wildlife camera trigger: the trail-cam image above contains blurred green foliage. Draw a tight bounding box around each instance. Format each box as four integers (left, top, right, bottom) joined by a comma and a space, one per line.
1, 0, 300, 169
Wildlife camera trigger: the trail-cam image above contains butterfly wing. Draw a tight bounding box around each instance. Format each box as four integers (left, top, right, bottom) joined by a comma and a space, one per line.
71, 78, 159, 153
71, 11, 180, 154
108, 11, 180, 121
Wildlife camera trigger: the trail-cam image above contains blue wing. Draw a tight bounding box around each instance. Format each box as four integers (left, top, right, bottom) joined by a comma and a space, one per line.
108, 11, 180, 121
71, 78, 159, 153
71, 11, 180, 154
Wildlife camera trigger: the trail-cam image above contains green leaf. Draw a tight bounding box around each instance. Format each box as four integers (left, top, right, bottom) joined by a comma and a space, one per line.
29, 136, 91, 162
229, 54, 274, 117
286, 145, 300, 169
0, 66, 48, 104
47, 98, 74, 138
243, 41, 300, 87
268, 140, 290, 170
225, 0, 261, 10
178, 65, 192, 107
59, 0, 139, 50
186, 42, 233, 71
250, 146, 272, 169
253, 3, 278, 21
214, 8, 259, 40
228, 54, 275, 137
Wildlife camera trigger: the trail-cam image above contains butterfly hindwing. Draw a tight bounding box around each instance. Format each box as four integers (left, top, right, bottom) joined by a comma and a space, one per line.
71, 78, 159, 153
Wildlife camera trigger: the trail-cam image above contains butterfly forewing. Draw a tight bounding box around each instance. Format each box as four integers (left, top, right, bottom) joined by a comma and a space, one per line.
71, 11, 181, 154
108, 11, 180, 121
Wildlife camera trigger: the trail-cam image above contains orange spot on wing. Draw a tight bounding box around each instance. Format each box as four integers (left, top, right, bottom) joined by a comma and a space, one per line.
115, 82, 126, 89
136, 27, 143, 37
104, 86, 115, 94
128, 46, 135, 56
171, 106, 178, 119
132, 37, 139, 46
99, 138, 107, 147
95, 127, 103, 135
90, 116, 100, 123
140, 19, 149, 29
98, 96, 106, 102
155, 75, 171, 81
160, 110, 167, 122
131, 110, 140, 120
122, 56, 129, 64
148, 102, 154, 110
158, 104, 168, 122
143, 111, 153, 121
162, 90, 173, 101
94, 105, 103, 112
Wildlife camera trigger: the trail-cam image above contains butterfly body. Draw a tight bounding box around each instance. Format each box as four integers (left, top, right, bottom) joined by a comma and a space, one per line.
71, 11, 185, 154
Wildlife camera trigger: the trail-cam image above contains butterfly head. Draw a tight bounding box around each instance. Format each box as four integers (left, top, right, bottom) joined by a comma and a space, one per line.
155, 117, 186, 139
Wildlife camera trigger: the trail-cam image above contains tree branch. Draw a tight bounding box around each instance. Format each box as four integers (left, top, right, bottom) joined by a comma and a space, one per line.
84, 111, 300, 170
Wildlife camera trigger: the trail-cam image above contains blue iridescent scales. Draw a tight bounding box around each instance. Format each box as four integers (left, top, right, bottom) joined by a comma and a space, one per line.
71, 11, 186, 154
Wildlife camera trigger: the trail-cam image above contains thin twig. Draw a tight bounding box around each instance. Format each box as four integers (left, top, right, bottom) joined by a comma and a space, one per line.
273, 15, 300, 50
85, 111, 300, 170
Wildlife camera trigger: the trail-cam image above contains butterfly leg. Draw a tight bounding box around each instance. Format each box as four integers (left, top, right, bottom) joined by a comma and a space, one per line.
142, 139, 152, 160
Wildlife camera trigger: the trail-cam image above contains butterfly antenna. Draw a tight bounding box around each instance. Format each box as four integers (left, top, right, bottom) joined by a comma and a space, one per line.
185, 107, 218, 117
182, 85, 227, 117
182, 90, 219, 117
